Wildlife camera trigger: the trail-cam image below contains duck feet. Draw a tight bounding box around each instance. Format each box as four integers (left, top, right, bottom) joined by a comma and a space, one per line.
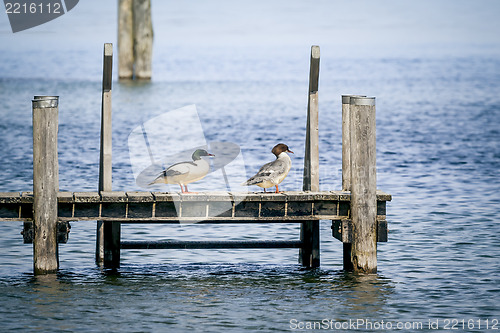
180, 185, 198, 194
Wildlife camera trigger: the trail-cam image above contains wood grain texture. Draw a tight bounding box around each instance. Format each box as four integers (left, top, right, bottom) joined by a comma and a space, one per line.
32, 100, 59, 274
118, 0, 134, 79
349, 97, 377, 273
133, 0, 153, 79
301, 46, 321, 268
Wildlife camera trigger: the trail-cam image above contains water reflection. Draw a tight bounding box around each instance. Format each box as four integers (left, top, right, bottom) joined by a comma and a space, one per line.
330, 272, 394, 318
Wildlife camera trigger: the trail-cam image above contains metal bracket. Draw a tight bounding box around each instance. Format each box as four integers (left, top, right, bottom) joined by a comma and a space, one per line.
331, 219, 387, 243
22, 221, 71, 244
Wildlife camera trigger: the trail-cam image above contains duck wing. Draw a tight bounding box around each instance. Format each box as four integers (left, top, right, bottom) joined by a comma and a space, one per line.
243, 159, 287, 185
149, 161, 196, 184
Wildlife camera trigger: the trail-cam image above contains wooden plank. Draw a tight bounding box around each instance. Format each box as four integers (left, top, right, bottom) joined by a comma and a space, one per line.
121, 240, 303, 249
303, 46, 320, 192
57, 192, 73, 202
0, 190, 394, 203
20, 192, 34, 219
127, 191, 154, 218
300, 220, 320, 268
377, 219, 388, 242
32, 96, 59, 275
376, 191, 392, 201
349, 96, 377, 273
180, 194, 207, 218
203, 192, 234, 218
231, 192, 266, 202
99, 44, 113, 193
20, 191, 34, 202
126, 191, 154, 202
101, 191, 127, 218
0, 192, 21, 203
74, 192, 100, 218
57, 192, 74, 218
0, 192, 21, 219
0, 191, 391, 222
101, 191, 127, 202
303, 91, 319, 191
332, 219, 387, 243
341, 95, 351, 191
58, 216, 331, 223
98, 43, 120, 268
74, 192, 100, 203
308, 45, 320, 93
152, 192, 179, 202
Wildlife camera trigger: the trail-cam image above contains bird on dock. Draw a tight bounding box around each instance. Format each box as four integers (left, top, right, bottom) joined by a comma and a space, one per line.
149, 149, 215, 193
242, 143, 293, 193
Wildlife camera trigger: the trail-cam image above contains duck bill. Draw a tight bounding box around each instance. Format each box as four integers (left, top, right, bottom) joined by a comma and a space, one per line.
287, 150, 294, 154
207, 153, 215, 157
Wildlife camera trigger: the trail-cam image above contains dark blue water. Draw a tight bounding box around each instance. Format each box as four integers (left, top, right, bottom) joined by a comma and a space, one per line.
1, 2, 500, 332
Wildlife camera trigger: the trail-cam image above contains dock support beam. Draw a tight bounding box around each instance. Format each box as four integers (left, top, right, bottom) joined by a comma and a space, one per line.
32, 96, 59, 275
300, 45, 320, 268
348, 96, 377, 273
97, 44, 120, 268
118, 0, 153, 80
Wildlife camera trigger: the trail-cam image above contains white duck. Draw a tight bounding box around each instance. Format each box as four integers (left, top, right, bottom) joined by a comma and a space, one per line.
150, 149, 214, 193
242, 143, 293, 193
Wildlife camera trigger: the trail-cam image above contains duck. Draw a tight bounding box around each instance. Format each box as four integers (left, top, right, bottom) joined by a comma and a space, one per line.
242, 143, 293, 193
149, 149, 214, 193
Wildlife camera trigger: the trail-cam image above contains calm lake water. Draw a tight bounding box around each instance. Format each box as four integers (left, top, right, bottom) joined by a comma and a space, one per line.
1, 3, 500, 332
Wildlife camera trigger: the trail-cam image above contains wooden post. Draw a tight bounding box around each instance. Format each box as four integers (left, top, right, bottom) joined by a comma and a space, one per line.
96, 43, 120, 268
300, 46, 320, 268
118, 0, 134, 79
349, 96, 377, 273
32, 96, 59, 275
341, 95, 365, 191
118, 0, 153, 80
133, 0, 153, 80
341, 95, 366, 271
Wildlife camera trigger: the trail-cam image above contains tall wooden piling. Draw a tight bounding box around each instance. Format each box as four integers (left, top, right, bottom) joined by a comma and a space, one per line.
342, 95, 366, 271
118, 0, 153, 80
97, 43, 120, 268
349, 96, 377, 273
300, 46, 320, 268
118, 0, 134, 79
32, 96, 59, 275
133, 0, 153, 80
342, 95, 365, 191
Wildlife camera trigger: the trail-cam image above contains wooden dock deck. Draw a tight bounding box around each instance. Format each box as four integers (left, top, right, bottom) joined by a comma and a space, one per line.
12, 45, 392, 274
0, 191, 391, 223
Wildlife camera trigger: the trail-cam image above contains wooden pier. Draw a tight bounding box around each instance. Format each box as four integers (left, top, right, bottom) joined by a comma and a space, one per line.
1, 44, 391, 275
0, 190, 390, 259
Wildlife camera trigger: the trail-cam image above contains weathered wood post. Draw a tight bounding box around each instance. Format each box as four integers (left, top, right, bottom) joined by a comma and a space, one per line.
300, 45, 320, 268
342, 95, 365, 191
349, 96, 377, 273
133, 0, 153, 80
118, 0, 153, 80
341, 95, 365, 271
96, 43, 120, 268
32, 96, 59, 275
118, 0, 134, 79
